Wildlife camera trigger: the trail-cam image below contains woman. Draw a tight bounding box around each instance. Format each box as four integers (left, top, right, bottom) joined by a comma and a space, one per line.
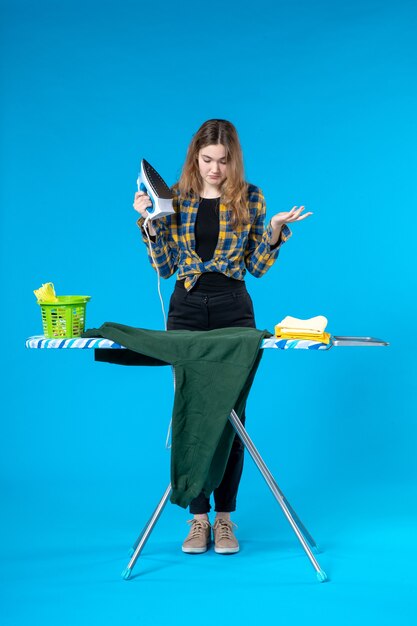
133, 119, 312, 555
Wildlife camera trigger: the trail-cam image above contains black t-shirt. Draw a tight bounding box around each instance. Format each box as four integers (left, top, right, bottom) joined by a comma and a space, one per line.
195, 197, 221, 261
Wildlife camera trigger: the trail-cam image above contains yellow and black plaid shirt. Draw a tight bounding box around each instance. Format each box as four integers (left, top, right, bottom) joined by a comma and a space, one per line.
137, 184, 292, 291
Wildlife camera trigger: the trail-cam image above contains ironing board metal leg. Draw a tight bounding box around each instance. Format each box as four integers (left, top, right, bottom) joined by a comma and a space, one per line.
229, 410, 328, 582
130, 489, 170, 555
229, 410, 318, 550
122, 483, 172, 580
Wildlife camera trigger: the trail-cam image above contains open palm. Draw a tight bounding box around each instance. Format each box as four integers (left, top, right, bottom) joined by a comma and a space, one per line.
271, 206, 313, 229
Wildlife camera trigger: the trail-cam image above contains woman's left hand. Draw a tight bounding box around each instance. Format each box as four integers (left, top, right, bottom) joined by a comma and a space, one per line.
270, 206, 313, 230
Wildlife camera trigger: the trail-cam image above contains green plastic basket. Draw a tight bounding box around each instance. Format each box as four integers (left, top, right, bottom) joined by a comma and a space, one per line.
38, 296, 91, 339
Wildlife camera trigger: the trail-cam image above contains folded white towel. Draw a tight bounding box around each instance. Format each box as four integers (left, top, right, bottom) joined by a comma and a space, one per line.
276, 315, 328, 335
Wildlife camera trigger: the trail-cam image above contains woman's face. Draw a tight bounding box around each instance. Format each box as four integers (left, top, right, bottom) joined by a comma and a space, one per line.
198, 144, 228, 189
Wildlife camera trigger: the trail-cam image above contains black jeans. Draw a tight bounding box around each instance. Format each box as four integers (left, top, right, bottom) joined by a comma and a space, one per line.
167, 281, 256, 514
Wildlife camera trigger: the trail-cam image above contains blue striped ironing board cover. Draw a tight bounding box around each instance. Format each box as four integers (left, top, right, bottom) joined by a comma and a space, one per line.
26, 335, 333, 350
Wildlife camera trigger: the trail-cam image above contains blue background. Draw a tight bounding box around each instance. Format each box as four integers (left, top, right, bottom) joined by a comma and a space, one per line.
1, 0, 416, 623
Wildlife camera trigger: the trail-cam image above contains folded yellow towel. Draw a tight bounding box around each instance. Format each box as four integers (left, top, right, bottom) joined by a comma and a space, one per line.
276, 331, 332, 344
275, 315, 330, 344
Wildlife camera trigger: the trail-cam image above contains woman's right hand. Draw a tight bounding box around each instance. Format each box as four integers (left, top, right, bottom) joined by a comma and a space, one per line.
133, 191, 153, 219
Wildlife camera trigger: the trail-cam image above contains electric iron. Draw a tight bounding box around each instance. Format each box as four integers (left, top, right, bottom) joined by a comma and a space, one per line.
136, 159, 175, 221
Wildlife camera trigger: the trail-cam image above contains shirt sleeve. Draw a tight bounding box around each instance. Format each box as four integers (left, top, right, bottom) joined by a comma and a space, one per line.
136, 196, 179, 279
244, 188, 292, 277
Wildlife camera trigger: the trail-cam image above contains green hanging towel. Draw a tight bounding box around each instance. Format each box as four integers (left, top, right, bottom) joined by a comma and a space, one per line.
82, 324, 272, 508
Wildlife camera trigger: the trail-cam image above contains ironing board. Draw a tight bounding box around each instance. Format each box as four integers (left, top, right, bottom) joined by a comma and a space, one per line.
26, 333, 388, 582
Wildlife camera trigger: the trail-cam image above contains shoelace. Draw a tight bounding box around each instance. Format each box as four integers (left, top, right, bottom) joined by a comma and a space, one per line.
186, 518, 211, 538
213, 518, 238, 540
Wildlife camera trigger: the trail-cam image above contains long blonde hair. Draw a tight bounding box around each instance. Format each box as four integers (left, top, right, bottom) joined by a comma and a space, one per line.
174, 119, 250, 229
